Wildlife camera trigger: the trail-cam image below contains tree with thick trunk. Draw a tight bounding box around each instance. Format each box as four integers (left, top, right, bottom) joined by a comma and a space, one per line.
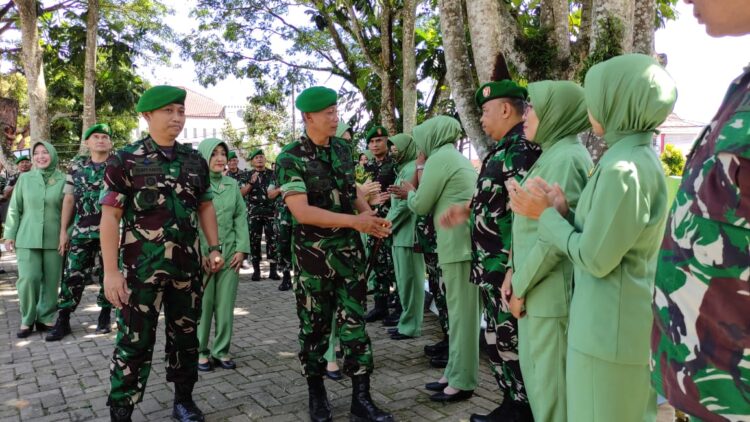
13, 0, 49, 142
80, 0, 99, 154
589, 0, 635, 55
632, 0, 656, 54
401, 0, 417, 133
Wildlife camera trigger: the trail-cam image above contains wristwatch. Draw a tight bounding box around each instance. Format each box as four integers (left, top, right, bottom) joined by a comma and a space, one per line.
208, 244, 222, 253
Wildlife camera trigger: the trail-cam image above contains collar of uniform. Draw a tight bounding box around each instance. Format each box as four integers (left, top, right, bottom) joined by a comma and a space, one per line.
142, 136, 190, 160
483, 121, 526, 165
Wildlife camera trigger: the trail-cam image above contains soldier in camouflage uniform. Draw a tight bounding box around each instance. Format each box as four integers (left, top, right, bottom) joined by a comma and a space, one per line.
46, 123, 114, 342
100, 86, 224, 422
245, 149, 279, 281
270, 165, 292, 291
442, 81, 540, 420
225, 151, 250, 186
652, 6, 750, 420
416, 214, 450, 366
2, 155, 31, 202
362, 125, 399, 324
277, 86, 393, 422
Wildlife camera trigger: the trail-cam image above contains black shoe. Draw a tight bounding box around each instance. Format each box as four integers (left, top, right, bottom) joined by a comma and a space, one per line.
364, 298, 388, 323
212, 357, 236, 369
268, 263, 281, 280
110, 404, 134, 422
390, 330, 413, 340
325, 369, 343, 380
278, 271, 292, 291
424, 337, 449, 357
424, 381, 448, 392
381, 312, 400, 327
429, 389, 473, 403
429, 352, 449, 368
387, 296, 397, 309
335, 349, 343, 359
513, 402, 534, 422
172, 400, 205, 422
350, 374, 394, 422
96, 308, 112, 334
469, 403, 505, 422
197, 360, 213, 372
46, 310, 72, 342
16, 326, 33, 338
307, 377, 332, 422
35, 321, 51, 332
251, 261, 261, 281
386, 327, 398, 335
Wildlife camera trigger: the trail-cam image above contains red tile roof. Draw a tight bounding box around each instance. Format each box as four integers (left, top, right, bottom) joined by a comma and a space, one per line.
183, 88, 225, 118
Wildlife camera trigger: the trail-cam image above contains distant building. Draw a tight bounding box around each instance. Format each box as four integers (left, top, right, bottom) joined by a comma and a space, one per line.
654, 113, 705, 156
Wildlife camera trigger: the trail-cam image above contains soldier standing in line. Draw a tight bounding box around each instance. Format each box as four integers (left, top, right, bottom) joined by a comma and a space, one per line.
270, 162, 293, 291
100, 85, 224, 422
2, 155, 32, 202
225, 150, 252, 270
245, 149, 280, 281
46, 123, 114, 342
276, 86, 393, 422
362, 125, 399, 324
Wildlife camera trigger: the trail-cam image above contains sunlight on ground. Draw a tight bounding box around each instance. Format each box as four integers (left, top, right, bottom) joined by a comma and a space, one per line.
233, 307, 249, 316
14, 340, 31, 347
4, 399, 29, 410
0, 290, 17, 296
277, 351, 297, 358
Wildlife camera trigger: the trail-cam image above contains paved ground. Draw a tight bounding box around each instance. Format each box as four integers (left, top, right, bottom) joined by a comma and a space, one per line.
0, 254, 500, 421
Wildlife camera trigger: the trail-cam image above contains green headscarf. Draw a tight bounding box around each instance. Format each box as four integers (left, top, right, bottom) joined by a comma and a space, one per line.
389, 133, 416, 171
528, 80, 591, 150
198, 138, 229, 188
336, 122, 352, 139
584, 53, 677, 146
364, 150, 374, 160
412, 116, 462, 157
31, 141, 60, 183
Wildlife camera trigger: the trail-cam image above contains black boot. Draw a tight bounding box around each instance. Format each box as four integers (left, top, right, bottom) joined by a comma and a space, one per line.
45, 309, 71, 342
350, 374, 393, 422
96, 308, 112, 334
251, 261, 261, 281
109, 404, 134, 422
172, 383, 204, 422
469, 402, 505, 422
307, 377, 332, 422
278, 271, 292, 291
364, 297, 388, 323
268, 263, 281, 280
424, 336, 449, 357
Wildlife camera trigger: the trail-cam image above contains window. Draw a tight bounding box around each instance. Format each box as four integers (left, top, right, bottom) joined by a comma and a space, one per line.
193, 128, 197, 139
203, 128, 207, 138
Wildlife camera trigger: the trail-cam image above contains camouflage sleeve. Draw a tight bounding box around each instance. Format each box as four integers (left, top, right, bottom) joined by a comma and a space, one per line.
692, 153, 750, 228
197, 155, 213, 202
276, 152, 306, 198
99, 154, 130, 209
63, 165, 75, 195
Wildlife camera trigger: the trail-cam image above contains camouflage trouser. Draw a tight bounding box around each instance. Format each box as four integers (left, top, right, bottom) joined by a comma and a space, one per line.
294, 238, 373, 378
249, 214, 276, 263
366, 235, 397, 304
275, 206, 292, 272
57, 238, 110, 312
425, 252, 448, 336
480, 281, 529, 404
108, 275, 202, 406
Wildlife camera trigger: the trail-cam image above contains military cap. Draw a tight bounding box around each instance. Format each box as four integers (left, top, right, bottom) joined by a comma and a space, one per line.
227, 151, 237, 160
83, 123, 112, 140
475, 80, 528, 107
249, 149, 264, 160
15, 155, 30, 164
136, 85, 187, 112
295, 86, 337, 112
365, 125, 389, 142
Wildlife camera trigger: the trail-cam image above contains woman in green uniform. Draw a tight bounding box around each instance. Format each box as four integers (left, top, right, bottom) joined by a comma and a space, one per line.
5, 141, 65, 338
509, 54, 677, 422
398, 116, 479, 401
508, 80, 593, 422
196, 138, 250, 370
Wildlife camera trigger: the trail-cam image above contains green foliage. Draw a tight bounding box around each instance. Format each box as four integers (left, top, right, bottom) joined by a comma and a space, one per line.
660, 143, 685, 176
515, 26, 559, 82
576, 16, 625, 83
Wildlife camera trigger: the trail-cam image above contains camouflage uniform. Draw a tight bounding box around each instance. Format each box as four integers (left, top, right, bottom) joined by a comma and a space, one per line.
225, 168, 250, 186
100, 136, 211, 406
276, 135, 373, 378
363, 155, 397, 306
470, 122, 540, 404
415, 214, 448, 335
57, 157, 111, 312
271, 168, 293, 273
652, 69, 750, 421
246, 168, 277, 264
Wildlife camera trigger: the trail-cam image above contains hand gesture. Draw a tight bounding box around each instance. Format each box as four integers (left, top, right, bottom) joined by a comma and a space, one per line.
250, 172, 259, 184
208, 250, 224, 273
229, 252, 245, 273
507, 178, 552, 220
352, 210, 392, 238
104, 271, 131, 309
58, 231, 70, 256
4, 239, 14, 252
439, 204, 470, 228
500, 268, 513, 309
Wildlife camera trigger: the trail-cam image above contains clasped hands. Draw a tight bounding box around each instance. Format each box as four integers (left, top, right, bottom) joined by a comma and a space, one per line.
507, 177, 569, 220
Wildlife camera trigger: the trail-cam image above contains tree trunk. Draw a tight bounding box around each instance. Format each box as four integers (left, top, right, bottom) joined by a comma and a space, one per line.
468, 0, 527, 80
378, 4, 397, 134
80, 0, 99, 154
0, 97, 18, 166
401, 0, 417, 133
540, 0, 571, 77
632, 0, 656, 55
589, 0, 635, 55
439, 0, 492, 157
13, 0, 49, 142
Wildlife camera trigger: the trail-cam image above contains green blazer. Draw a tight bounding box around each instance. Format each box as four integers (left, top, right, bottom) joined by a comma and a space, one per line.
4, 170, 65, 249
537, 133, 668, 365
387, 160, 419, 248
199, 176, 250, 267
511, 136, 593, 317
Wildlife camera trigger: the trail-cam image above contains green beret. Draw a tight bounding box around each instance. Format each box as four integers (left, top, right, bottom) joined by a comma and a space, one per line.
15, 155, 30, 164
83, 123, 112, 140
365, 125, 389, 142
475, 80, 528, 107
136, 85, 187, 113
249, 149, 264, 159
227, 151, 237, 160
295, 86, 337, 112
